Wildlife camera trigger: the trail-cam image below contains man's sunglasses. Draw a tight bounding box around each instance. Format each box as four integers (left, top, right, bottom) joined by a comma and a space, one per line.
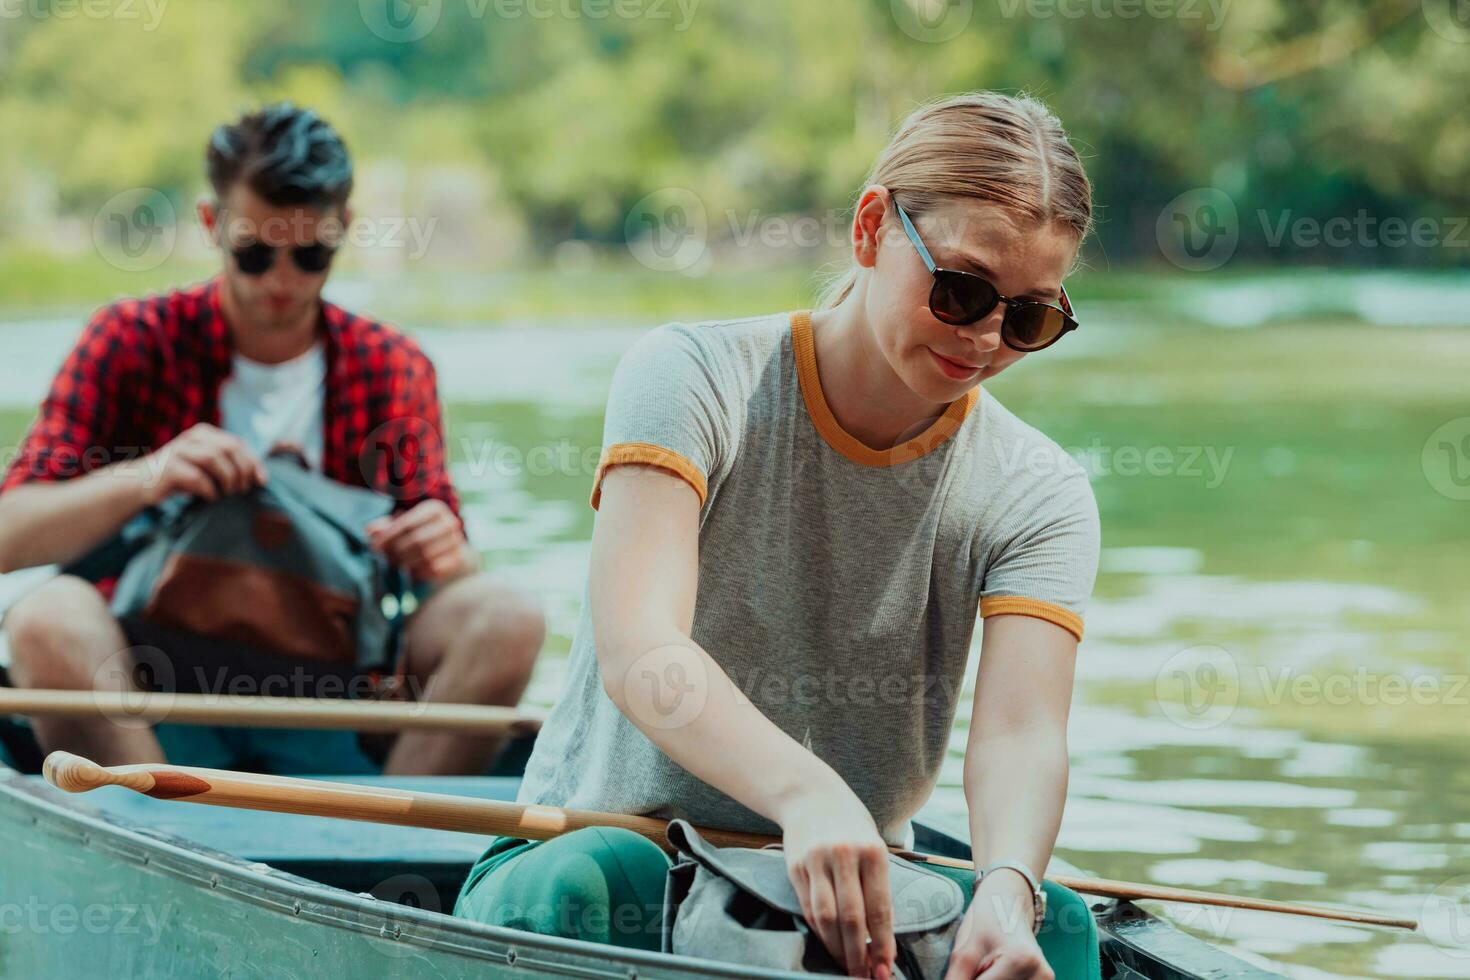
230, 240, 338, 277
893, 197, 1077, 353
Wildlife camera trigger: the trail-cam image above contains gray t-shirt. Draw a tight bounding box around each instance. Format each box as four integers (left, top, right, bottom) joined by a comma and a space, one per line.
518, 311, 1100, 847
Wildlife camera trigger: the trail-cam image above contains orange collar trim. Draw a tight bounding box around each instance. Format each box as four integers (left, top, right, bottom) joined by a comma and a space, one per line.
789, 310, 978, 468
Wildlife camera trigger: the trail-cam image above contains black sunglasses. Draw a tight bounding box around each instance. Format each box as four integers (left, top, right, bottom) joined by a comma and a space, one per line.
230, 240, 338, 277
893, 197, 1077, 353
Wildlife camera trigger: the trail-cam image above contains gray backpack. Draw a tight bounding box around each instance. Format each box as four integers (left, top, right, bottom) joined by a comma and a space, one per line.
662, 819, 966, 979
109, 455, 404, 674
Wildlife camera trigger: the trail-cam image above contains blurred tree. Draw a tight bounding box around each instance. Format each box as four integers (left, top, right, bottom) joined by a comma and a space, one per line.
0, 0, 1465, 266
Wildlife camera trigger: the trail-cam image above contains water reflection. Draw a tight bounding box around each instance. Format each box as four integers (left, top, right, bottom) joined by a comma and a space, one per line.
433, 324, 1468, 978
0, 297, 1465, 978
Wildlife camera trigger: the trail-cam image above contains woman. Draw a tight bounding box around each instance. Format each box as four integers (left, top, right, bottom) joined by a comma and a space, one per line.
457, 91, 1102, 980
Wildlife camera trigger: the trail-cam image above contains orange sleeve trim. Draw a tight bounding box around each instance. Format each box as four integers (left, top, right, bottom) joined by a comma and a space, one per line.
590, 442, 709, 510
979, 596, 1084, 642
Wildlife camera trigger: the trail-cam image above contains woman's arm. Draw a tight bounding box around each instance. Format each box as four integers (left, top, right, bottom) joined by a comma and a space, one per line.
592, 464, 897, 979
945, 614, 1076, 980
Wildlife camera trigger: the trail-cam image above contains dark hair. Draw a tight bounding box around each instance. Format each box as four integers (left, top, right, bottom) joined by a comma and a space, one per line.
207, 103, 354, 209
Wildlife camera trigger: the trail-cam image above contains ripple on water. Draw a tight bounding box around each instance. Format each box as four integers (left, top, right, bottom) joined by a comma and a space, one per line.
1324, 809, 1400, 829
1372, 942, 1470, 979
1086, 575, 1422, 643
1058, 797, 1265, 853
1147, 857, 1331, 888
1072, 775, 1357, 810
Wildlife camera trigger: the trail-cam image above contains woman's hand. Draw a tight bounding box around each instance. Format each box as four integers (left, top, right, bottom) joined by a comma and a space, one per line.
943, 871, 1052, 980
779, 787, 897, 979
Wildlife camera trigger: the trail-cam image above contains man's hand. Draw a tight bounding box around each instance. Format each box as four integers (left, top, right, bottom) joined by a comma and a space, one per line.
125, 423, 267, 506
943, 872, 1052, 980
366, 499, 476, 583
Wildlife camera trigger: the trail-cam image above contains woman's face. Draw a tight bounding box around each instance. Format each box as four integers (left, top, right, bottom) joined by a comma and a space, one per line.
856, 190, 1080, 404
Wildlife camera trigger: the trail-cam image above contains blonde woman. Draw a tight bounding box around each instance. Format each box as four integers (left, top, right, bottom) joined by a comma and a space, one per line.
458, 92, 1102, 980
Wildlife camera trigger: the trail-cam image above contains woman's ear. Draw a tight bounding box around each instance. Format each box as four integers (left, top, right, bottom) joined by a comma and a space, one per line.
851, 185, 891, 270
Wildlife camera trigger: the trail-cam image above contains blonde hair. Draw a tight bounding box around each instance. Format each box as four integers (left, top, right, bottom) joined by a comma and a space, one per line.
820, 91, 1092, 309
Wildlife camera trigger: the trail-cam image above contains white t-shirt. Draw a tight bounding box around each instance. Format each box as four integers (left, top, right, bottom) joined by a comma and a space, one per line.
218, 343, 327, 470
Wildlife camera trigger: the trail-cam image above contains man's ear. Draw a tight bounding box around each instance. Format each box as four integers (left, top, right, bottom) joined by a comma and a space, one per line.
197, 199, 218, 244
852, 185, 891, 271
312, 205, 351, 249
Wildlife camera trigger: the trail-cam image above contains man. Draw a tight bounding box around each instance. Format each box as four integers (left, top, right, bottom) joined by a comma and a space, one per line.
0, 104, 543, 775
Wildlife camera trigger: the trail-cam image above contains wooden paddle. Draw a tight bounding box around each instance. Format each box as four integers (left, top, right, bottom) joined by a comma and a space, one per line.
41, 751, 1417, 931
0, 689, 543, 736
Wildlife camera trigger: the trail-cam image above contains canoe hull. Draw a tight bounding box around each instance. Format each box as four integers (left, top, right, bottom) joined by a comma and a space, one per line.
0, 770, 795, 979
0, 760, 1283, 980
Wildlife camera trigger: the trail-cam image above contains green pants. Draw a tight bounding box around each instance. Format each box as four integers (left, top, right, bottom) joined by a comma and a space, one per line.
455, 828, 1101, 979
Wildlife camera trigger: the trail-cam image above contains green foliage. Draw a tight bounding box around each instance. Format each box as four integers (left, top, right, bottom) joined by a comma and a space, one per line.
1, 0, 1466, 265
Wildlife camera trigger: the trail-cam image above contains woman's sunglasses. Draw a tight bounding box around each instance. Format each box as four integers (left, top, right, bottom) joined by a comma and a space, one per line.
892, 198, 1077, 352
230, 240, 338, 277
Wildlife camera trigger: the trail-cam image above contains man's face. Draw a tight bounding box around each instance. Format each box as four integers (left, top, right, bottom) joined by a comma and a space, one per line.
202, 185, 344, 331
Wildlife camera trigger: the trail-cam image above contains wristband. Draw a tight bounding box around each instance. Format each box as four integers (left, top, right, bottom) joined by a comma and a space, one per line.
975, 860, 1046, 935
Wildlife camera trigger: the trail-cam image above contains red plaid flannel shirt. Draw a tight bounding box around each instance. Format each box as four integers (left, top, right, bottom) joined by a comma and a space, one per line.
1, 278, 461, 520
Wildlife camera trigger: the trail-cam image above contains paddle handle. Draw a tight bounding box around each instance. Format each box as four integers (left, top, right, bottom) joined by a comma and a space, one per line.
1, 689, 543, 736
1038, 872, 1419, 931
40, 752, 1418, 931
40, 751, 773, 849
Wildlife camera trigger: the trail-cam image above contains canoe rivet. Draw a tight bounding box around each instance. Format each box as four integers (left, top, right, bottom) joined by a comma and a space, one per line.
141, 854, 150, 865
80, 833, 90, 845
209, 875, 219, 889
392, 925, 402, 939
506, 949, 517, 966
292, 901, 302, 916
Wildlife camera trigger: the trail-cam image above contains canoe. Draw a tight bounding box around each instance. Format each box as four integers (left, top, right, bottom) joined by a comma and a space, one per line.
0, 724, 1283, 978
